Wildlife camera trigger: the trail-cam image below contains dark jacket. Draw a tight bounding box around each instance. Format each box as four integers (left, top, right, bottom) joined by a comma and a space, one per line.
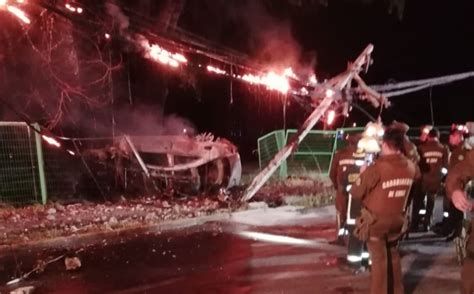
350, 154, 419, 217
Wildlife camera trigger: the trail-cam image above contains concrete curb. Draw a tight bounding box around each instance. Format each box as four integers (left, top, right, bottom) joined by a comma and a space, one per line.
0, 211, 234, 256
0, 204, 334, 256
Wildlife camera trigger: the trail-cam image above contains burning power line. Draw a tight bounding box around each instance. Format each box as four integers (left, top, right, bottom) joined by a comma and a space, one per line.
0, 0, 30, 24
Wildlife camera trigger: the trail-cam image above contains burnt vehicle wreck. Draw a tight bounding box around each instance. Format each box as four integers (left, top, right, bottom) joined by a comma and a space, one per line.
77, 133, 241, 198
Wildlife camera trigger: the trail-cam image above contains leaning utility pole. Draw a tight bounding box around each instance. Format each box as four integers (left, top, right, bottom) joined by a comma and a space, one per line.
242, 44, 386, 202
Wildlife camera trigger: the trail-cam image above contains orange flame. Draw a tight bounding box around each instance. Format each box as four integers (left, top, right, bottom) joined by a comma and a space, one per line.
141, 40, 187, 69
205, 65, 305, 94
241, 71, 290, 94
283, 67, 297, 79
42, 135, 61, 148
207, 65, 227, 75
139, 39, 318, 95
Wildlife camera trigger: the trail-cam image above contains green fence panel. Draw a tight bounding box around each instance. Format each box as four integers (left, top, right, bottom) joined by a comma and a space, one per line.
42, 139, 80, 201
0, 122, 42, 205
257, 125, 453, 179
285, 129, 337, 175
257, 129, 338, 177
257, 130, 287, 177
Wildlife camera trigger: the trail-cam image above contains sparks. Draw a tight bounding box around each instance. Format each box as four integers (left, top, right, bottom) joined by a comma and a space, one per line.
42, 135, 61, 148
67, 150, 75, 156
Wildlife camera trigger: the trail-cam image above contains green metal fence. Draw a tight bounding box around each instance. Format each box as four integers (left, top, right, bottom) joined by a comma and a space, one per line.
256, 128, 366, 178
257, 126, 450, 178
257, 130, 287, 177
0, 122, 455, 205
0, 122, 114, 205
285, 130, 337, 177
0, 122, 46, 205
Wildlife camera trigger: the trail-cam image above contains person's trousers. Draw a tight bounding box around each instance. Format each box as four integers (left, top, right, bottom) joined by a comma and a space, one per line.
335, 191, 348, 223
367, 239, 404, 294
424, 192, 437, 227
335, 191, 348, 237
410, 183, 424, 228
461, 257, 474, 294
346, 225, 365, 265
446, 202, 465, 235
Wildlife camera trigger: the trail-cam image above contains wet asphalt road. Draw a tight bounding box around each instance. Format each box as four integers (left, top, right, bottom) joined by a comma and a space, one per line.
0, 207, 462, 294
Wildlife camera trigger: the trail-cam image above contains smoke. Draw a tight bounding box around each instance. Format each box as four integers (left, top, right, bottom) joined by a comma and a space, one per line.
63, 103, 197, 137
105, 2, 130, 33
238, 1, 316, 76
114, 105, 197, 136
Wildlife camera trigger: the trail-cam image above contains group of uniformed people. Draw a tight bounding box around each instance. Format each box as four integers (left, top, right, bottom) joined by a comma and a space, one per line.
329, 121, 474, 294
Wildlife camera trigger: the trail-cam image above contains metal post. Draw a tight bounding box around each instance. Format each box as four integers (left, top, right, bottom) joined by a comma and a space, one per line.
125, 135, 150, 178
277, 130, 288, 178
33, 123, 48, 205
328, 129, 341, 177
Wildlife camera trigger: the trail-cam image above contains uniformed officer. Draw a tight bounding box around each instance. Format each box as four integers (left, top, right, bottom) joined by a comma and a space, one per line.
416, 128, 449, 230
389, 121, 423, 233
351, 127, 419, 294
390, 121, 420, 164
435, 125, 469, 237
345, 124, 383, 271
329, 132, 362, 243
445, 122, 474, 294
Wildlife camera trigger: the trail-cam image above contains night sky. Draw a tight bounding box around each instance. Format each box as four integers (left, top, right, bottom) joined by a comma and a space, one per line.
1, 0, 474, 160
156, 0, 474, 158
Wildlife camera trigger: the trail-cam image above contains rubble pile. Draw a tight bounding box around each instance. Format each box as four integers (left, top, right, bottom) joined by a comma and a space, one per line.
0, 196, 224, 246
